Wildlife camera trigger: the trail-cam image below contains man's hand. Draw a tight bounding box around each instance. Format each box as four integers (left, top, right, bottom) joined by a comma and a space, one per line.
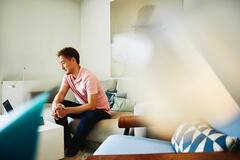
56, 104, 69, 118
52, 103, 65, 120
51, 83, 69, 120
52, 103, 58, 120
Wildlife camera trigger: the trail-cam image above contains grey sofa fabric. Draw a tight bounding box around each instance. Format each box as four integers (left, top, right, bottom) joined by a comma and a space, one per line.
68, 111, 132, 143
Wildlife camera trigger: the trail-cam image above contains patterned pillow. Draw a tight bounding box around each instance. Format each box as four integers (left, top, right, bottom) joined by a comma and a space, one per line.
171, 122, 240, 153
105, 90, 116, 108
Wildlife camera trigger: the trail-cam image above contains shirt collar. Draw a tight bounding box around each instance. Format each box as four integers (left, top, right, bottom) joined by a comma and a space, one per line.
73, 66, 82, 83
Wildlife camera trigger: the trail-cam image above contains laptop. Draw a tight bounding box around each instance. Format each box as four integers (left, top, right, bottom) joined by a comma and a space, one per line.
2, 99, 44, 125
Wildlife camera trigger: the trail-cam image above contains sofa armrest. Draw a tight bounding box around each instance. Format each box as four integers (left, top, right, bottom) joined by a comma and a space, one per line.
133, 103, 147, 137
118, 115, 146, 128
118, 115, 147, 132
118, 115, 147, 135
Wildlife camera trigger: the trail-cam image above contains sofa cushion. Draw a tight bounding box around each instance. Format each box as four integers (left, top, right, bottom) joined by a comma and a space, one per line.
111, 97, 135, 112
68, 112, 132, 143
116, 78, 135, 99
171, 122, 240, 153
101, 79, 117, 90
94, 135, 175, 155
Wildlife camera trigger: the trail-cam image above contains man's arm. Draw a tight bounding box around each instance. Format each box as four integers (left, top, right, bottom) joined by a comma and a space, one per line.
56, 93, 97, 118
52, 84, 69, 112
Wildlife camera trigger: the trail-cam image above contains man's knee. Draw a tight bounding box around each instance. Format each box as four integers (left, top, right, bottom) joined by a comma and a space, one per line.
78, 116, 95, 128
76, 114, 97, 133
55, 117, 67, 125
75, 110, 109, 137
61, 100, 80, 107
61, 100, 71, 106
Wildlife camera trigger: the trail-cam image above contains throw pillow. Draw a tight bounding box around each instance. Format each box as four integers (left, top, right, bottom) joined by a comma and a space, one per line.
111, 97, 135, 112
105, 89, 127, 108
105, 89, 117, 108
116, 92, 127, 98
171, 121, 240, 153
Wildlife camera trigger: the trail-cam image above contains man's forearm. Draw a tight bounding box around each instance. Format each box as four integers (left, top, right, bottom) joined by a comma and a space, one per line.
53, 93, 64, 106
66, 103, 95, 114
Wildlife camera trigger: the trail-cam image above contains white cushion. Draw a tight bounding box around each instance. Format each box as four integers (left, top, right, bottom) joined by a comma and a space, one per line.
94, 135, 174, 155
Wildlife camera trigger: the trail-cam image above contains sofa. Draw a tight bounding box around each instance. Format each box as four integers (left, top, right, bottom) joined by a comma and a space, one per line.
41, 79, 135, 147
93, 112, 240, 156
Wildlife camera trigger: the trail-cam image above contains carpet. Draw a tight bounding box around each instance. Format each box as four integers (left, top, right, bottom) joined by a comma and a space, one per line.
62, 147, 95, 160
62, 142, 100, 160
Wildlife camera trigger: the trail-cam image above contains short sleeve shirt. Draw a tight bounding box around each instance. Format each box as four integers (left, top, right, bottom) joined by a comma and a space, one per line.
61, 67, 110, 114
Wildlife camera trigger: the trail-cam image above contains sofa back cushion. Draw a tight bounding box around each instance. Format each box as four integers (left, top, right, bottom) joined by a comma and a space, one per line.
101, 79, 117, 91
111, 97, 135, 112
171, 122, 240, 153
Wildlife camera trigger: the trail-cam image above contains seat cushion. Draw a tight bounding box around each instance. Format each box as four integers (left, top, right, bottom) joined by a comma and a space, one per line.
68, 112, 132, 143
94, 135, 175, 155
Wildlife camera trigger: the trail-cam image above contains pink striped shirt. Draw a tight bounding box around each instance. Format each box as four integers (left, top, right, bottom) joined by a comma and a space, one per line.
61, 67, 110, 114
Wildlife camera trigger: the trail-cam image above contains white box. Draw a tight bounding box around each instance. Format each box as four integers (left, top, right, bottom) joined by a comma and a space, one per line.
36, 120, 64, 160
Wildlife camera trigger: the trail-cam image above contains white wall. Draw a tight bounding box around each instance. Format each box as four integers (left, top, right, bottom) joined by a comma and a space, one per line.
184, 0, 240, 106
79, 0, 111, 80
1, 80, 60, 109
0, 0, 82, 108
0, 0, 112, 81
0, 0, 82, 81
0, 81, 2, 114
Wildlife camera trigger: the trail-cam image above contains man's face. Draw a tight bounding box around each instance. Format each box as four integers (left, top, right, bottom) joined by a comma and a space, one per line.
58, 56, 74, 75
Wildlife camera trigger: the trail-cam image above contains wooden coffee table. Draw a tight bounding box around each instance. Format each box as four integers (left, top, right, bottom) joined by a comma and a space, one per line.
87, 152, 240, 160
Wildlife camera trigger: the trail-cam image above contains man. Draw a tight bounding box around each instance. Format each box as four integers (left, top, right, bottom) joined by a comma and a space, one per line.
52, 47, 111, 157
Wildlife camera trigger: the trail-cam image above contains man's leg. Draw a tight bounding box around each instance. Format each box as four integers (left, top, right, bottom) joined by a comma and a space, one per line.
67, 109, 110, 156
54, 100, 81, 148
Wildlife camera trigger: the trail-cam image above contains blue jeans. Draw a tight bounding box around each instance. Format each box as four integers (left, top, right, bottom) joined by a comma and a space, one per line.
55, 100, 110, 149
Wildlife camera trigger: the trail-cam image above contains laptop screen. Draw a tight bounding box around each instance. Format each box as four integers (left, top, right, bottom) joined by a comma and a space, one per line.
2, 99, 44, 125
2, 100, 14, 112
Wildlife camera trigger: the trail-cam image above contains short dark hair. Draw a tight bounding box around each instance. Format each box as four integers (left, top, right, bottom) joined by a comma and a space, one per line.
57, 47, 80, 64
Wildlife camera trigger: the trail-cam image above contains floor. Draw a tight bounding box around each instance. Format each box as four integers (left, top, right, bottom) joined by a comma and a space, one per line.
62, 143, 97, 160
